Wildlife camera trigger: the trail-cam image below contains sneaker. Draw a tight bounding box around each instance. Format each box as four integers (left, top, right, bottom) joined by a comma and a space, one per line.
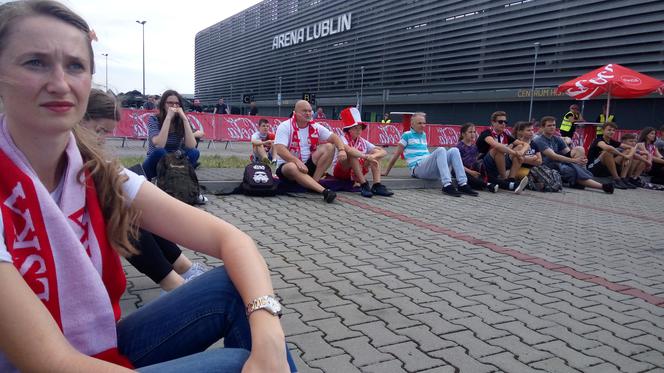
195, 194, 209, 205
487, 182, 499, 193
627, 177, 642, 188
602, 182, 615, 194
514, 177, 529, 195
323, 188, 337, 203
613, 179, 628, 190
458, 184, 479, 196
371, 183, 394, 197
621, 178, 636, 189
360, 182, 373, 198
442, 184, 462, 197
182, 261, 211, 281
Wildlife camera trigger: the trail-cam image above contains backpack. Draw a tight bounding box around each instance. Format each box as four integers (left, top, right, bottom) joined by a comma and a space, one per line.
526, 165, 563, 192
241, 163, 278, 196
155, 152, 201, 204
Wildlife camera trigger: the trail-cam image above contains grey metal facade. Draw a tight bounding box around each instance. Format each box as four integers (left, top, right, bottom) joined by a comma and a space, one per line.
195, 0, 664, 128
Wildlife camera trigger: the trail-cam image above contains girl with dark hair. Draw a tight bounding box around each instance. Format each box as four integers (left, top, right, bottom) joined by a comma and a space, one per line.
455, 123, 498, 192
141, 89, 200, 180
0, 1, 295, 372
638, 126, 664, 184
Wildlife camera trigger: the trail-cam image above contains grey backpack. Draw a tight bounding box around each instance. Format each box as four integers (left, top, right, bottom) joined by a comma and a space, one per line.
527, 165, 563, 192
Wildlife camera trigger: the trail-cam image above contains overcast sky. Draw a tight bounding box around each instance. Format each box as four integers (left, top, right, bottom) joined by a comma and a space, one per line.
61, 0, 262, 95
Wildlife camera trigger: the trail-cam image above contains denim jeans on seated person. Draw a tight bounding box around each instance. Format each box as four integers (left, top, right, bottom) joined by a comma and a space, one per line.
413, 147, 467, 186
117, 266, 297, 373
142, 147, 200, 180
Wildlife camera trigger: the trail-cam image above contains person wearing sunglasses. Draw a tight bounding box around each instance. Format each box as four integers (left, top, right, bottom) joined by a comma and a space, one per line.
477, 111, 528, 192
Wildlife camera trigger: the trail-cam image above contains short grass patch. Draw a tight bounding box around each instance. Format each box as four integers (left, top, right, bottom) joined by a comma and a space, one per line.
119, 155, 409, 169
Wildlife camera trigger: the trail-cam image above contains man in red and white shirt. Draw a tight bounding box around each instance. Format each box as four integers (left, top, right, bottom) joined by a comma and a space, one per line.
333, 107, 393, 198
274, 100, 347, 203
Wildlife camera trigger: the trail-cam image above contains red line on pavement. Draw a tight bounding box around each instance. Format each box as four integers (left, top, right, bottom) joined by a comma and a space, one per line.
338, 196, 664, 308
526, 194, 664, 224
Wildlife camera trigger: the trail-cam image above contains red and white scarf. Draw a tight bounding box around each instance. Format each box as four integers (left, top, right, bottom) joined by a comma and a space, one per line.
0, 116, 132, 369
491, 128, 509, 145
288, 114, 319, 161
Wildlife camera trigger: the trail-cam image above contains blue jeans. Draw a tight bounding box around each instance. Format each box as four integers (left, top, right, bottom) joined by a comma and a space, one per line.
413, 147, 468, 186
142, 148, 200, 180
117, 267, 297, 373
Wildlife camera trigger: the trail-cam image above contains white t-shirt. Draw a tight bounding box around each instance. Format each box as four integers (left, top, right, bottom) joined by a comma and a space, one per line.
332, 136, 376, 168
251, 131, 267, 143
274, 119, 332, 165
0, 168, 145, 263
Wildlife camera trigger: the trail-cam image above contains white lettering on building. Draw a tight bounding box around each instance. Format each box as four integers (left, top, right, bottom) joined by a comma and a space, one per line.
272, 13, 352, 50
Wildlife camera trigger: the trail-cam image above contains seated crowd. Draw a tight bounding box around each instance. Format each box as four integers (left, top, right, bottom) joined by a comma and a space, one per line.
243, 106, 664, 200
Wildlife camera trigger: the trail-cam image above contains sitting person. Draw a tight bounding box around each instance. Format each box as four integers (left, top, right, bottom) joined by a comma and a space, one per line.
534, 116, 614, 193
512, 120, 543, 182
332, 107, 393, 197
82, 90, 210, 292
586, 122, 634, 189
618, 133, 648, 187
638, 126, 664, 184
477, 111, 528, 192
0, 2, 296, 372
251, 118, 275, 165
273, 100, 348, 203
141, 90, 200, 181
383, 112, 478, 197
455, 123, 497, 192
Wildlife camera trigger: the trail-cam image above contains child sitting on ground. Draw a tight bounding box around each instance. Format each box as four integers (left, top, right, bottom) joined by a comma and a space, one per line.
455, 123, 497, 192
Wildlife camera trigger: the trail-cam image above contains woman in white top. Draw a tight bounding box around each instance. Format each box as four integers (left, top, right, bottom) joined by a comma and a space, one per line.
0, 1, 294, 372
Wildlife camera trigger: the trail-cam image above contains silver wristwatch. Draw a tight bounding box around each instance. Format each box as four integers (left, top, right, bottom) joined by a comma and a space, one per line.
246, 295, 283, 317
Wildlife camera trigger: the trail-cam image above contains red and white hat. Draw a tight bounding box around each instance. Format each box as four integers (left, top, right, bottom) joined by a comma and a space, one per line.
340, 107, 366, 131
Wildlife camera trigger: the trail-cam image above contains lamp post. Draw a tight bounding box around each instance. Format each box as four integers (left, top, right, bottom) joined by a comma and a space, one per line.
278, 76, 282, 117
528, 42, 540, 121
359, 66, 364, 114
101, 53, 108, 91
136, 20, 146, 95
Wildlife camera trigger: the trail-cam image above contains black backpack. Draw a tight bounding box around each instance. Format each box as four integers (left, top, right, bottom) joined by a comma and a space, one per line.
526, 165, 563, 192
241, 163, 277, 196
155, 152, 201, 204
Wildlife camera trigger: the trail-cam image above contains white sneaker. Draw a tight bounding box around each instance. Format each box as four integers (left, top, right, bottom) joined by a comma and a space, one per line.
515, 177, 529, 194
196, 194, 209, 205
182, 261, 211, 281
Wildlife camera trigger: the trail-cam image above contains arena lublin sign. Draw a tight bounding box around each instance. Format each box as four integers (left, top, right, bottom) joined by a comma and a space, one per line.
271, 13, 352, 50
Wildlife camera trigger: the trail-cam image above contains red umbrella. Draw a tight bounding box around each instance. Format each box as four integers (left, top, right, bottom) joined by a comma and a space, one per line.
557, 63, 664, 149
557, 63, 664, 111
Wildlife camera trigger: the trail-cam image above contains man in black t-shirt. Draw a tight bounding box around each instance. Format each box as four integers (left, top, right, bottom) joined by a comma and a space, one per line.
586, 122, 633, 189
213, 98, 229, 115
189, 98, 203, 113
478, 111, 526, 189
248, 101, 258, 116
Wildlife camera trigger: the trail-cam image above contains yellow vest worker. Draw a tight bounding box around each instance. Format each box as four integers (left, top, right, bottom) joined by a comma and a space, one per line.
596, 113, 614, 136
560, 110, 579, 137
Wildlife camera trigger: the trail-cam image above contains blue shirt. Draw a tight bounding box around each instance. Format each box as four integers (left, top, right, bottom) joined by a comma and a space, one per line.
399, 130, 429, 169
146, 115, 186, 156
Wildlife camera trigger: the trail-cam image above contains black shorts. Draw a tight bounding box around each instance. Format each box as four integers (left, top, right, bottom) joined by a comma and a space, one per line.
588, 160, 621, 177
276, 158, 317, 179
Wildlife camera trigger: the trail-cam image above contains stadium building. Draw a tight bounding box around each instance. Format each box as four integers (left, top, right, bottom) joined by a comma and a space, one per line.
195, 0, 664, 128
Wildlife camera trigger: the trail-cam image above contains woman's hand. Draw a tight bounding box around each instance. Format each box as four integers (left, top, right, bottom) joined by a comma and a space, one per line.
166, 107, 178, 119
243, 313, 290, 373
467, 169, 480, 178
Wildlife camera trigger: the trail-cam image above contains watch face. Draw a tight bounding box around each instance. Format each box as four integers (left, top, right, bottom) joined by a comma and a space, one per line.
268, 298, 283, 315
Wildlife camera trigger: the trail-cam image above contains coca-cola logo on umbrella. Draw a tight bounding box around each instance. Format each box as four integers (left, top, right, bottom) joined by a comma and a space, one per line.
621, 75, 642, 85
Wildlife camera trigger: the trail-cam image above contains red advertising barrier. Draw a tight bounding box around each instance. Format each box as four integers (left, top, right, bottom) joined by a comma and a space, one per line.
115, 110, 638, 149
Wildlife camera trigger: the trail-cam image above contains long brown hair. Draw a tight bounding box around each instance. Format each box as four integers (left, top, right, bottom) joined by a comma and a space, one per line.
157, 90, 185, 138
85, 89, 121, 122
0, 0, 138, 256
638, 127, 656, 145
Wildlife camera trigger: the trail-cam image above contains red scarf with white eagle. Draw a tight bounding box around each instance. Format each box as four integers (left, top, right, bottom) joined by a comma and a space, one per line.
288, 114, 319, 161
0, 117, 132, 369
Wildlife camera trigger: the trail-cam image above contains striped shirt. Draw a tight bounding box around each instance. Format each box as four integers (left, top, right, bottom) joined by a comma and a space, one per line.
146, 115, 185, 156
399, 130, 430, 169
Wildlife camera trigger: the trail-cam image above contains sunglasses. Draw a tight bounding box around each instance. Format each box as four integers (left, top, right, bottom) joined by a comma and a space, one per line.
496, 120, 508, 125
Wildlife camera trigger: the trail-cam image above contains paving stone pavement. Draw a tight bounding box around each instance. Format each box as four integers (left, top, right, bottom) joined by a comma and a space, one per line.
121, 176, 664, 372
